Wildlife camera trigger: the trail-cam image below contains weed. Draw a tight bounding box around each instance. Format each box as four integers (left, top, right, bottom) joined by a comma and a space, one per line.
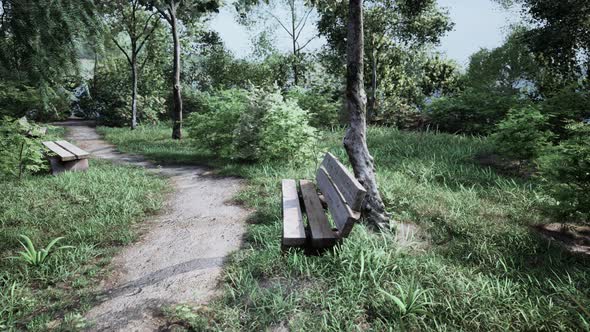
14, 235, 73, 267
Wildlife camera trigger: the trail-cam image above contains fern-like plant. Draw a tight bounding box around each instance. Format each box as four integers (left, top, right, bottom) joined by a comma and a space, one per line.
15, 235, 73, 266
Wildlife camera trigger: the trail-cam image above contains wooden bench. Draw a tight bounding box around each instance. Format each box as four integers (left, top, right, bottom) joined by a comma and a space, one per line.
42, 140, 90, 175
282, 153, 367, 251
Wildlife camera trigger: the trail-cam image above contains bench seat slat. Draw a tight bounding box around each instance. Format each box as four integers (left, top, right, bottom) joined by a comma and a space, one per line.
55, 140, 89, 159
43, 141, 77, 161
316, 167, 360, 238
321, 153, 366, 211
282, 179, 306, 248
300, 180, 338, 248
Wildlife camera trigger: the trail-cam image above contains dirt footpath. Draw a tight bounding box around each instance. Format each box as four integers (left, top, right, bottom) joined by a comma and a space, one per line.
57, 120, 248, 331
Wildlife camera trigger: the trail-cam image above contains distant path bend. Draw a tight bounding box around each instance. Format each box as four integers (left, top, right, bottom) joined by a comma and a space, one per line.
55, 120, 248, 332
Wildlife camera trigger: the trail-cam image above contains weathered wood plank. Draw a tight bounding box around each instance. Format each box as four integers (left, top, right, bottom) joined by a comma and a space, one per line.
55, 140, 90, 159
321, 152, 366, 211
281, 179, 306, 248
316, 167, 360, 237
42, 141, 76, 161
300, 180, 338, 248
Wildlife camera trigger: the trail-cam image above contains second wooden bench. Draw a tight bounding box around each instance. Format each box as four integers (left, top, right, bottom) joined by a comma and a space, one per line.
43, 140, 90, 175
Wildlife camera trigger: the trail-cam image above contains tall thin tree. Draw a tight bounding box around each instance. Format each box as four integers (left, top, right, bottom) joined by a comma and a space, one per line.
142, 0, 220, 139
104, 0, 160, 129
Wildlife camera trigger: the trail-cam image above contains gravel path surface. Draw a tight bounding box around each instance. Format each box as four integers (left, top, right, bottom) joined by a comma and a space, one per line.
57, 120, 248, 331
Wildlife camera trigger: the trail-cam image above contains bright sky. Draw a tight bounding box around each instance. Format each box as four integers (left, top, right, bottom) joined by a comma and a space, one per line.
208, 0, 522, 68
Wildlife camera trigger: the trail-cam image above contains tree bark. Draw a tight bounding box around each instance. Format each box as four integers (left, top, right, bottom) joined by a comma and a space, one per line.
367, 50, 377, 122
131, 51, 138, 129
343, 0, 390, 229
170, 3, 183, 139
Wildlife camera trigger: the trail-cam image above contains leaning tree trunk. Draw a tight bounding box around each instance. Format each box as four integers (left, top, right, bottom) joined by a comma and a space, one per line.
170, 5, 183, 140
131, 52, 138, 130
343, 0, 390, 229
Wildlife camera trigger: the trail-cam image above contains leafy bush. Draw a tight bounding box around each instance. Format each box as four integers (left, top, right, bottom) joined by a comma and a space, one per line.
374, 99, 429, 130
81, 61, 167, 127
491, 106, 554, 161
538, 122, 590, 220
0, 82, 70, 121
541, 84, 590, 138
186, 87, 317, 162
428, 89, 523, 134
0, 117, 48, 179
185, 89, 249, 157
182, 89, 209, 115
286, 87, 340, 128
233, 86, 317, 162
0, 83, 42, 119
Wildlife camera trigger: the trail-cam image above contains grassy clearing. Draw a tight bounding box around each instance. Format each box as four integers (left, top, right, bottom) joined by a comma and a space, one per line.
100, 125, 590, 331
0, 135, 168, 330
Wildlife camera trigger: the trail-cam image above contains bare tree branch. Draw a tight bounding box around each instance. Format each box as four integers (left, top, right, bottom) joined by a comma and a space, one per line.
294, 7, 312, 44
294, 7, 312, 34
296, 35, 316, 52
265, 9, 293, 37
112, 37, 132, 66
139, 47, 151, 72
139, 11, 158, 38
135, 19, 159, 56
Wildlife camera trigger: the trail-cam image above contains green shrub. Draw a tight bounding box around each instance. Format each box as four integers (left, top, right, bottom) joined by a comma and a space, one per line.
0, 117, 48, 180
428, 89, 523, 134
491, 106, 554, 161
186, 87, 317, 162
81, 61, 167, 127
374, 99, 429, 130
185, 89, 249, 157
286, 87, 340, 128
541, 84, 590, 138
0, 82, 70, 121
182, 89, 209, 114
538, 122, 590, 220
233, 86, 317, 162
0, 83, 42, 119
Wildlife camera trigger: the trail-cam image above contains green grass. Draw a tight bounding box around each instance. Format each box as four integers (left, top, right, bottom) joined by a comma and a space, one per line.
0, 156, 168, 330
100, 125, 590, 331
97, 125, 214, 165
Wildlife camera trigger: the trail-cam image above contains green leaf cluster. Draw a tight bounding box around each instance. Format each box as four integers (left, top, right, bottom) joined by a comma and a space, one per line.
538, 123, 590, 221
186, 86, 317, 162
491, 105, 554, 161
0, 117, 48, 180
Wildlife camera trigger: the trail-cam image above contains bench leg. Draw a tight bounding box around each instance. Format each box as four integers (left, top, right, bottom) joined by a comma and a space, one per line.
48, 157, 89, 175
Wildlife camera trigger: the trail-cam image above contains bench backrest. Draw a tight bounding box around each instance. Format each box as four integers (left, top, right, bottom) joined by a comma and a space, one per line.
316, 153, 366, 237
